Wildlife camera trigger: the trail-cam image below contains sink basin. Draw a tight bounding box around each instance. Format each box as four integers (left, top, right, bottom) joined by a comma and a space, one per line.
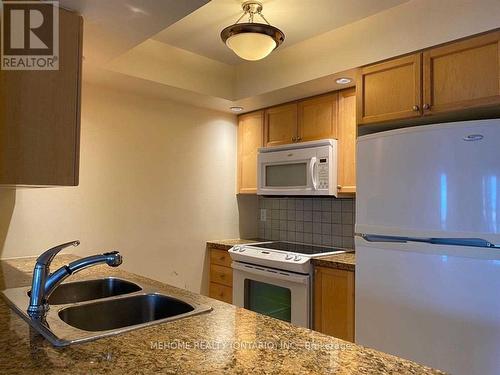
1, 278, 212, 346
28, 277, 142, 305
59, 293, 194, 331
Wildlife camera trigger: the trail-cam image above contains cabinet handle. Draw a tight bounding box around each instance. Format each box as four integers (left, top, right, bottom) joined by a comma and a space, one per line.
337, 185, 342, 189
292, 136, 297, 142
423, 103, 431, 110
412, 105, 420, 112
297, 137, 302, 141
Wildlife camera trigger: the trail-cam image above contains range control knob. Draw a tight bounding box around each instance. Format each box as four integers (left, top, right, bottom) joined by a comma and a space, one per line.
285, 254, 293, 260
233, 246, 241, 252
239, 247, 246, 252
293, 255, 302, 262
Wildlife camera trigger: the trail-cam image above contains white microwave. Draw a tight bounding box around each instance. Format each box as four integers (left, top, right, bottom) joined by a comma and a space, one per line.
257, 139, 338, 196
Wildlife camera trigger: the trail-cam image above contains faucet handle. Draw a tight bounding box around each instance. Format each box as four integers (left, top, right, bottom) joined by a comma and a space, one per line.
36, 240, 80, 267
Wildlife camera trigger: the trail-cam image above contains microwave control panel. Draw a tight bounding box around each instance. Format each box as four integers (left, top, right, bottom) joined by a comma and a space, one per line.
317, 158, 329, 189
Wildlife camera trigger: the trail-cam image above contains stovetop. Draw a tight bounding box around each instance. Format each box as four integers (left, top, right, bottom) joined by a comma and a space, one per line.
230, 241, 346, 274
250, 241, 344, 255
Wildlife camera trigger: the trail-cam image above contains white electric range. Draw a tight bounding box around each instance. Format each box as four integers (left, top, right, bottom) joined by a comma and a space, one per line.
229, 241, 346, 328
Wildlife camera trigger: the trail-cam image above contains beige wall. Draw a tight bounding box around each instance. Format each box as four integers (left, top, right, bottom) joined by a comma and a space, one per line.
0, 83, 257, 294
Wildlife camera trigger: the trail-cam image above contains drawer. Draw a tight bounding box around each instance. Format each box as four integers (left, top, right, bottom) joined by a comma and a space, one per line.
210, 264, 233, 287
210, 248, 232, 267
209, 282, 232, 304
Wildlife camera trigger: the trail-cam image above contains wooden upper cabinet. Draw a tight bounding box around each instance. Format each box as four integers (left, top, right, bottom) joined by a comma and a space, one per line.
314, 266, 355, 342
337, 88, 356, 195
423, 31, 500, 115
298, 93, 338, 142
0, 8, 83, 186
237, 111, 264, 194
357, 53, 422, 125
264, 103, 298, 146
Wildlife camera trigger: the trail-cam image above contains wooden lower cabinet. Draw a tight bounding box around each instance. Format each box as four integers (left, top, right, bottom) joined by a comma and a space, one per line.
209, 282, 232, 304
208, 247, 233, 303
314, 266, 355, 342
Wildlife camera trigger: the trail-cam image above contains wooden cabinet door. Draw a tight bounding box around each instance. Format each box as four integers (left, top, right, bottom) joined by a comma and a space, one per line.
237, 111, 263, 194
337, 88, 356, 195
423, 31, 500, 115
314, 267, 355, 342
0, 8, 82, 186
357, 53, 422, 125
264, 103, 298, 146
297, 93, 338, 142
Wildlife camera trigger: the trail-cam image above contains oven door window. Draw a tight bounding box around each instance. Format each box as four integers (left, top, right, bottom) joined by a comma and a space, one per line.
265, 163, 307, 187
244, 279, 292, 322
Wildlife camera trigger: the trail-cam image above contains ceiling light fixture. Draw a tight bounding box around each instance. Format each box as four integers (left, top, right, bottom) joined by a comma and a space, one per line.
336, 77, 352, 85
230, 106, 244, 113
221, 1, 285, 61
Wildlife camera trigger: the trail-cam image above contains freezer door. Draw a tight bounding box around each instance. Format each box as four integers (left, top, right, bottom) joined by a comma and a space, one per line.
356, 119, 500, 245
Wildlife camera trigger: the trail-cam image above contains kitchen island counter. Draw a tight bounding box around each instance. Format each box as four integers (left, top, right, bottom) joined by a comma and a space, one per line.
0, 255, 444, 374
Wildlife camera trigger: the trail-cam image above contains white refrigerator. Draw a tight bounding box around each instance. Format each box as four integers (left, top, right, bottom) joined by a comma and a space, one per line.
355, 119, 500, 375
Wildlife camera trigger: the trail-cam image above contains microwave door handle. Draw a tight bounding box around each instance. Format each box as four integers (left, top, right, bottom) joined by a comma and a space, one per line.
309, 157, 318, 190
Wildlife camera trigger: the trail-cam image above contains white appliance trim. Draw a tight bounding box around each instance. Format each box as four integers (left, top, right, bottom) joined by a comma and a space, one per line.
258, 138, 335, 152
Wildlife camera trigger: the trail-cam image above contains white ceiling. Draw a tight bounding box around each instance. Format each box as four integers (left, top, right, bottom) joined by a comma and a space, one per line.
152, 0, 411, 65
57, 0, 210, 64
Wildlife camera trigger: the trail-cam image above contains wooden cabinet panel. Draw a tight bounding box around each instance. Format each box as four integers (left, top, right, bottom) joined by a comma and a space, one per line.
210, 264, 233, 287
264, 103, 298, 146
337, 88, 356, 195
209, 282, 232, 304
357, 54, 422, 125
314, 266, 355, 342
237, 111, 263, 194
298, 93, 338, 142
210, 248, 233, 268
423, 31, 500, 115
0, 8, 82, 186
208, 246, 233, 303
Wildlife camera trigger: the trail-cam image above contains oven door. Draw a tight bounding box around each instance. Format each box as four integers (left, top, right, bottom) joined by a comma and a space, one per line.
257, 147, 319, 196
232, 261, 311, 328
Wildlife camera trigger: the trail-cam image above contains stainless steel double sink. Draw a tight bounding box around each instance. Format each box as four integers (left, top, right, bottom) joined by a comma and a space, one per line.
2, 277, 212, 346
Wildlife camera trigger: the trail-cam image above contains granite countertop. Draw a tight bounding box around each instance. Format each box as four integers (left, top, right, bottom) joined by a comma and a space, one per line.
0, 255, 445, 374
312, 252, 356, 272
206, 238, 263, 251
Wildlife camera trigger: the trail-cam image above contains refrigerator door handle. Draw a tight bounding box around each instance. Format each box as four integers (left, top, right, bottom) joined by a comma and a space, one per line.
360, 234, 500, 248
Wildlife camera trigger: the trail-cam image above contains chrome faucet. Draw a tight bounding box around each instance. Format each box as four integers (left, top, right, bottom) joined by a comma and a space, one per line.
27, 240, 122, 318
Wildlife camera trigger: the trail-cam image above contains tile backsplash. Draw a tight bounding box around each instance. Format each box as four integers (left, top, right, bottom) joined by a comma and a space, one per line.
258, 197, 355, 249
